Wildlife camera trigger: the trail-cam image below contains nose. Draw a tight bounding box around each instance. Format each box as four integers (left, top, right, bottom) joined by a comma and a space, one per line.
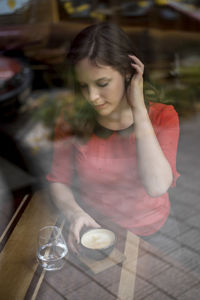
88, 86, 99, 103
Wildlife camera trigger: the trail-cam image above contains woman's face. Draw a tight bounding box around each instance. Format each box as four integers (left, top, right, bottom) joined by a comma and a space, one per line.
75, 58, 127, 117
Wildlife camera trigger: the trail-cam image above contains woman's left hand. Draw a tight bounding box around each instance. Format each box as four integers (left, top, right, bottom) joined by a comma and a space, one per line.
126, 55, 145, 109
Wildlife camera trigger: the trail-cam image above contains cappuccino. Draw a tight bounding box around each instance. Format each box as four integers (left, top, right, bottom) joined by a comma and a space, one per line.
81, 229, 115, 250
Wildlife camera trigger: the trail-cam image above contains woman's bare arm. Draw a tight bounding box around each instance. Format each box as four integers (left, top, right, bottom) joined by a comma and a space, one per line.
49, 182, 85, 221
132, 104, 173, 197
49, 182, 100, 252
127, 55, 173, 196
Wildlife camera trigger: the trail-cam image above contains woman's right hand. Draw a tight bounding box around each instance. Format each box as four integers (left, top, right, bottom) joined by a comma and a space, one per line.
68, 211, 100, 254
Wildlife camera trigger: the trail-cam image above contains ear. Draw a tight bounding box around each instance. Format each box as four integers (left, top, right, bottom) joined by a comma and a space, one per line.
125, 72, 132, 82
125, 73, 132, 86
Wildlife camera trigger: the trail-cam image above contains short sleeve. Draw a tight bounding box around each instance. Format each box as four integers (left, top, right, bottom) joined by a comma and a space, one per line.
46, 116, 75, 185
150, 103, 180, 187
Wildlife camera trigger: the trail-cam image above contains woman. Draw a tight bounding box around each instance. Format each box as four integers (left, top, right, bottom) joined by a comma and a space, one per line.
46, 22, 180, 253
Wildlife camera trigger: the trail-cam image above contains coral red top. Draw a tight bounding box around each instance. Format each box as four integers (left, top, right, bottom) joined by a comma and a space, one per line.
47, 103, 180, 236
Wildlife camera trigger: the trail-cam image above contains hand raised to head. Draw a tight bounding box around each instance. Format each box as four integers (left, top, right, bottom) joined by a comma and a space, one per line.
126, 55, 145, 110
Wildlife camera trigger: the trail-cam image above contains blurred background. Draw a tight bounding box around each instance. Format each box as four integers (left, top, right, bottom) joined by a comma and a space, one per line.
0, 1, 200, 273
2, 0, 200, 189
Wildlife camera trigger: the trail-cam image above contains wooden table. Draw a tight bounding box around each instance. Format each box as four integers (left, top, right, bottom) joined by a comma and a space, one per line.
0, 191, 140, 300
0, 191, 200, 300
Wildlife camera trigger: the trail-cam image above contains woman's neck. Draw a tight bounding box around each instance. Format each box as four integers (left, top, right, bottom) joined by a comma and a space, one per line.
97, 101, 134, 131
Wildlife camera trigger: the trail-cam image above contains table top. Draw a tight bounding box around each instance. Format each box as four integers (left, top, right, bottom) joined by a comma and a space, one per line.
0, 191, 199, 300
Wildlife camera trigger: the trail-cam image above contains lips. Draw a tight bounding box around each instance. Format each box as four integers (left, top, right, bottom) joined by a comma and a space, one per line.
94, 103, 106, 109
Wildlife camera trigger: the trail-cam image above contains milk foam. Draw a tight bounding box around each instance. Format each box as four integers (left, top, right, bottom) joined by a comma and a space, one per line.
81, 229, 115, 249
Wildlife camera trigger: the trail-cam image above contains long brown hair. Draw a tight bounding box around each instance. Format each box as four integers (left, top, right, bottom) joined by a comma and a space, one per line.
65, 22, 148, 138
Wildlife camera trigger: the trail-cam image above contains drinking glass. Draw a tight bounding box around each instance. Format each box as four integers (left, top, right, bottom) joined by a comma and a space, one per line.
37, 226, 68, 271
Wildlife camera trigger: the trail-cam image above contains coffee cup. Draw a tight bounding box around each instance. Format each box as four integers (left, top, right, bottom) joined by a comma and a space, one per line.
80, 228, 116, 260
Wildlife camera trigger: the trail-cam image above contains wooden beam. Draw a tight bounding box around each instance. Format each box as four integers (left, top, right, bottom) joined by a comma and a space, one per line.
117, 231, 140, 300
0, 191, 59, 299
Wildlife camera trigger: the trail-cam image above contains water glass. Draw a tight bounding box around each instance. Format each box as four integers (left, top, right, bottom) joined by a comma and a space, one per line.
37, 226, 68, 271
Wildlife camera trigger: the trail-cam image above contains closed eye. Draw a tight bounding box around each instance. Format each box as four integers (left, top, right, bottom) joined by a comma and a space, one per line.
79, 83, 87, 89
78, 78, 110, 89
97, 82, 108, 87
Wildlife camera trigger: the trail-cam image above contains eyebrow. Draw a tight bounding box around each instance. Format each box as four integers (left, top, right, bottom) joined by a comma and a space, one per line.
78, 77, 110, 84
96, 77, 110, 81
